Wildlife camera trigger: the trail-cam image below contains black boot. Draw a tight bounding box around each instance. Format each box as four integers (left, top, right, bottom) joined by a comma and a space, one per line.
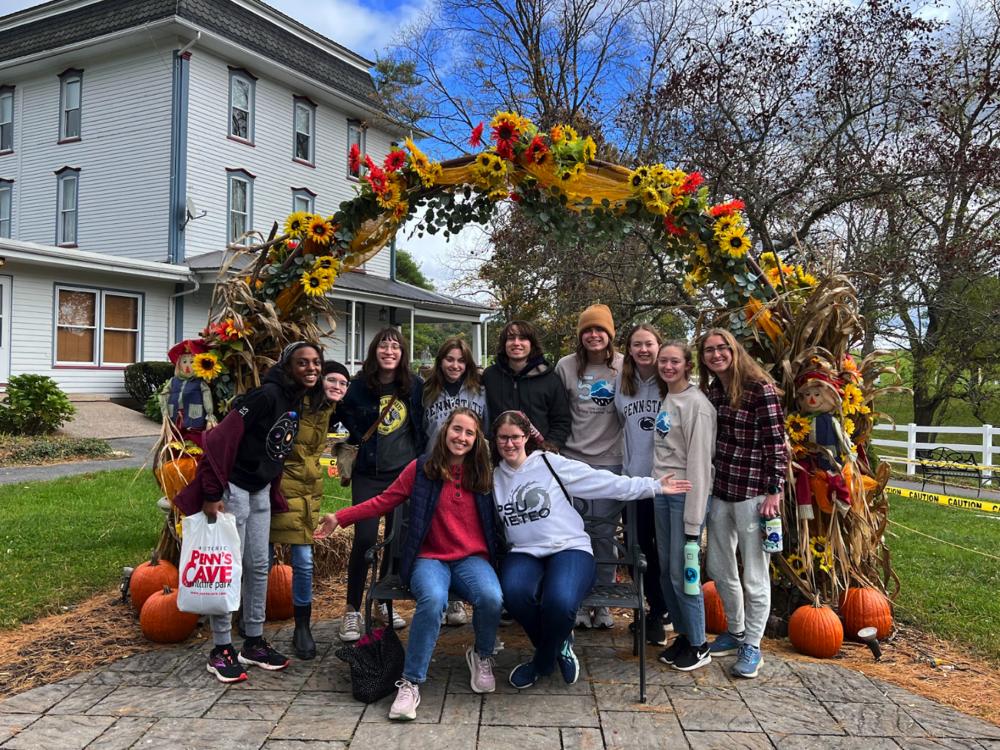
293, 604, 316, 660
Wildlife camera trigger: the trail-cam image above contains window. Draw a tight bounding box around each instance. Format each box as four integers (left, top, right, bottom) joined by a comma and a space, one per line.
58, 69, 82, 141
292, 187, 315, 214
293, 97, 315, 164
55, 167, 79, 246
228, 68, 255, 143
55, 287, 141, 366
227, 168, 254, 244
347, 119, 366, 178
0, 179, 11, 238
0, 86, 12, 153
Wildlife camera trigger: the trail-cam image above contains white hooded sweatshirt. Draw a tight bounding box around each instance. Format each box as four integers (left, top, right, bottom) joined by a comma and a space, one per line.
492, 451, 660, 557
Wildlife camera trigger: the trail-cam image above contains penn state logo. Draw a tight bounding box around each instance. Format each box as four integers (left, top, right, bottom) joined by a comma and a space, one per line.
655, 410, 671, 438
266, 411, 299, 461
589, 380, 615, 407
638, 416, 655, 432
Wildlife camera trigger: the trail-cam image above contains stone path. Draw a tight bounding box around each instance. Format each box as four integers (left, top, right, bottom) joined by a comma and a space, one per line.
2, 619, 998, 749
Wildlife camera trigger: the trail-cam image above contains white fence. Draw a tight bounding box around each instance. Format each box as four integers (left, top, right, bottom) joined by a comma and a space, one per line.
870, 423, 998, 478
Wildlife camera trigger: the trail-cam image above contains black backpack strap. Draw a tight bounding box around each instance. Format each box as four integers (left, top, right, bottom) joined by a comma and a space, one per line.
541, 453, 572, 504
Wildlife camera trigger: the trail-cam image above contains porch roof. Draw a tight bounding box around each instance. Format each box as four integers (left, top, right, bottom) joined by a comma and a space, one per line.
0, 237, 192, 282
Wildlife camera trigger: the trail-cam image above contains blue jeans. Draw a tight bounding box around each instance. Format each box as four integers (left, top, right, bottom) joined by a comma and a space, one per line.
405, 556, 503, 684
501, 550, 596, 675
654, 493, 707, 647
270, 544, 314, 607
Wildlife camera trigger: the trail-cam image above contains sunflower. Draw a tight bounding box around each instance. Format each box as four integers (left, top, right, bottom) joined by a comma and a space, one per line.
809, 536, 828, 560
842, 383, 867, 415
786, 553, 809, 581
192, 351, 223, 381
713, 214, 741, 236
284, 211, 310, 237
785, 413, 811, 443
695, 243, 712, 264
313, 255, 340, 273
758, 250, 778, 268
795, 266, 818, 287
490, 111, 524, 159
628, 165, 651, 190
581, 136, 597, 162
405, 137, 442, 187
306, 216, 335, 246
718, 227, 751, 258
682, 274, 698, 297
842, 417, 856, 436
300, 269, 333, 297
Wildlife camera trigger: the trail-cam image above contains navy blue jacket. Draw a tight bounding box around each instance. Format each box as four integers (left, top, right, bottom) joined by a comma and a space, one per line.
340, 374, 427, 477
399, 458, 500, 585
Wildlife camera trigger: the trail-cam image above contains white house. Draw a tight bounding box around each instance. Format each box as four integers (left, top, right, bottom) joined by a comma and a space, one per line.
0, 0, 490, 396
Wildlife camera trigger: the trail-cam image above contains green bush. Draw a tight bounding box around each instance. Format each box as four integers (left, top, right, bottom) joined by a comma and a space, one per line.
0, 434, 113, 464
0, 374, 75, 436
123, 361, 174, 404
144, 393, 162, 423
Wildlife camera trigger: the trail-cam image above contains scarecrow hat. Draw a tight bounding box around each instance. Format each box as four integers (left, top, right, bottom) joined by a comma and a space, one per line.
167, 339, 208, 365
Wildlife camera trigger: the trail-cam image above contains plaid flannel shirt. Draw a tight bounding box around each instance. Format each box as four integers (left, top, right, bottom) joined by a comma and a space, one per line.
707, 378, 789, 503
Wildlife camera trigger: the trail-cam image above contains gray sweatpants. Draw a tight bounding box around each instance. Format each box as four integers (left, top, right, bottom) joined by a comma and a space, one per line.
706, 495, 770, 647
211, 482, 272, 646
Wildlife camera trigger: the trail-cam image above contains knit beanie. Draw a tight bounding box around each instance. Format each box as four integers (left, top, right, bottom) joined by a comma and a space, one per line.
577, 304, 615, 339
279, 340, 322, 367
323, 360, 350, 380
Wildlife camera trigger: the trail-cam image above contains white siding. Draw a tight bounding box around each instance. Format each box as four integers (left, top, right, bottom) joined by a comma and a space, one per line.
183, 49, 396, 278
6, 260, 174, 395
0, 45, 174, 261
179, 285, 215, 342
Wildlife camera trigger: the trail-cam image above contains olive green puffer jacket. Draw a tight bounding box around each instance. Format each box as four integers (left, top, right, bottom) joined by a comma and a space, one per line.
270, 397, 334, 545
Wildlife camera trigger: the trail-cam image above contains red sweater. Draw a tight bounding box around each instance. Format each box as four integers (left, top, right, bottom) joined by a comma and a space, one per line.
335, 460, 488, 562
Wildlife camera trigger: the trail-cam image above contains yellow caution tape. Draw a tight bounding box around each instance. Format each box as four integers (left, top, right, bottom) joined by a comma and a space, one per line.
888, 485, 1000, 513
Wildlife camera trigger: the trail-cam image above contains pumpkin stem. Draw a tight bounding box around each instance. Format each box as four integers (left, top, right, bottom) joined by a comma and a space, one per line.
150, 550, 161, 566
162, 585, 172, 594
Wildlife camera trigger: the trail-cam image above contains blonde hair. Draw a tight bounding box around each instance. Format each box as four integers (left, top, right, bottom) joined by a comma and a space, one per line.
696, 328, 779, 409
655, 340, 694, 398
621, 324, 663, 397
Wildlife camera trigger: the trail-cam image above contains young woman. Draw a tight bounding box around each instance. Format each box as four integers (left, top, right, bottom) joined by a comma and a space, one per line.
174, 341, 325, 683
338, 328, 427, 641
314, 408, 502, 721
698, 328, 788, 679
555, 304, 624, 629
268, 360, 350, 660
422, 336, 487, 626
613, 324, 669, 643
652, 341, 717, 672
481, 320, 571, 450
491, 411, 691, 690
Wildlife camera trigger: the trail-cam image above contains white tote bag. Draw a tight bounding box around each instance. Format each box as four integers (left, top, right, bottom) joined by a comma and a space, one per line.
177, 512, 243, 615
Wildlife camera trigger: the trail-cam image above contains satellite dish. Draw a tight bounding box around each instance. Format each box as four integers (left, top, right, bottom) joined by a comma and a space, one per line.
181, 197, 207, 229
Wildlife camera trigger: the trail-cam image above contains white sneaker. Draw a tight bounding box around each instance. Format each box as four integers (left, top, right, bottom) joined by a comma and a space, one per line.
466, 646, 496, 693
389, 679, 420, 720
574, 607, 592, 629
592, 606, 614, 629
340, 611, 363, 642
379, 603, 407, 630
445, 601, 469, 626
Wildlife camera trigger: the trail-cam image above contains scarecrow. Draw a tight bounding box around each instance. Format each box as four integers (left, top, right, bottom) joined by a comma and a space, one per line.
159, 339, 217, 448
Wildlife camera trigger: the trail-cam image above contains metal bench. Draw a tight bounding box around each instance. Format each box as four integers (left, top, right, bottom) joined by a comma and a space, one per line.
915, 447, 984, 497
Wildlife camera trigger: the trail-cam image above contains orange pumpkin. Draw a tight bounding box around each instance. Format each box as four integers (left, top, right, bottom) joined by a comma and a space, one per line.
703, 580, 729, 634
788, 603, 843, 658
155, 455, 199, 501
130, 552, 179, 614
840, 587, 893, 640
140, 586, 200, 643
266, 563, 294, 620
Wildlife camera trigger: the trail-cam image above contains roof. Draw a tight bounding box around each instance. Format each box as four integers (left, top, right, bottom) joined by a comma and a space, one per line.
0, 0, 380, 109
0, 237, 192, 281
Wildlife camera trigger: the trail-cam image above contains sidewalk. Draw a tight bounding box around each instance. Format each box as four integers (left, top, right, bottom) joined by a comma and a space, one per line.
1, 620, 998, 749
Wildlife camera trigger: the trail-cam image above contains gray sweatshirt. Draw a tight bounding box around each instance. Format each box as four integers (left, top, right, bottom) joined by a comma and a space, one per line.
613, 370, 661, 478
652, 384, 718, 536
422, 380, 488, 454
556, 352, 624, 465
493, 451, 660, 557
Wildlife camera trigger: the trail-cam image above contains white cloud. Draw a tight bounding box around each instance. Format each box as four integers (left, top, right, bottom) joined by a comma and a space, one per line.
397, 218, 491, 300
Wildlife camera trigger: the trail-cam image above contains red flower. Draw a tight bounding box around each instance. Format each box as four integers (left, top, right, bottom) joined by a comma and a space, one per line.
709, 199, 745, 217
494, 140, 515, 161
349, 143, 361, 174
524, 135, 549, 165
384, 149, 406, 172
286, 239, 299, 250
469, 122, 484, 148
663, 215, 686, 236
365, 162, 388, 195
680, 171, 704, 194
509, 191, 522, 203
491, 117, 520, 161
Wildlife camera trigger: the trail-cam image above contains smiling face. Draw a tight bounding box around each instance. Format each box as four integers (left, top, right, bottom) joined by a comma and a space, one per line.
580, 326, 610, 354
323, 371, 349, 403
504, 327, 531, 365
701, 334, 733, 376
657, 345, 691, 387
797, 382, 838, 414
176, 352, 195, 378
628, 329, 659, 371
288, 346, 322, 388
495, 422, 528, 466
445, 413, 479, 461
375, 337, 402, 374
441, 347, 467, 384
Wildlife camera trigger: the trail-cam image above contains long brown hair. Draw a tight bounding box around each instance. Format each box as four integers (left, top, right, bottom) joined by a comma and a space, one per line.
696, 328, 779, 409
423, 337, 482, 407
490, 410, 543, 465
620, 324, 663, 397
360, 327, 412, 396
574, 329, 617, 379
495, 320, 543, 364
423, 407, 492, 493
655, 340, 694, 398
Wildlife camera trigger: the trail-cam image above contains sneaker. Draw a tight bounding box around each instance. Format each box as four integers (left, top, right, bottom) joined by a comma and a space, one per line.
499, 608, 514, 626
340, 611, 363, 642
592, 606, 614, 629
731, 644, 763, 679
574, 607, 592, 629
708, 631, 744, 656
509, 661, 539, 690
466, 647, 496, 693
379, 603, 407, 630
446, 601, 469, 626
238, 637, 289, 671
206, 645, 247, 683
658, 633, 690, 666
631, 612, 669, 645
389, 679, 421, 721
556, 635, 580, 685
673, 642, 712, 672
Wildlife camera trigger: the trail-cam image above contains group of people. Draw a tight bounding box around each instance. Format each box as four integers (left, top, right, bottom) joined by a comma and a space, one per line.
174, 304, 789, 724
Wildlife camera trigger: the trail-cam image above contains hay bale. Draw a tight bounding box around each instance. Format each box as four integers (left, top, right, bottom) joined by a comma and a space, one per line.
313, 527, 354, 580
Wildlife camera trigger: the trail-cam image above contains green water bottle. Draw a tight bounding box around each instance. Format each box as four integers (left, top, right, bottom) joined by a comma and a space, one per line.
683, 540, 701, 595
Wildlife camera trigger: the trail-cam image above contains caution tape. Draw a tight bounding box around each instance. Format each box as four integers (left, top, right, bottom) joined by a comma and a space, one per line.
888, 485, 1000, 514
880, 456, 994, 471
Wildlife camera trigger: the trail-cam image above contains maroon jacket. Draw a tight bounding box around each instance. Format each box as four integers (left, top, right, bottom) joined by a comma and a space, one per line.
174, 409, 289, 517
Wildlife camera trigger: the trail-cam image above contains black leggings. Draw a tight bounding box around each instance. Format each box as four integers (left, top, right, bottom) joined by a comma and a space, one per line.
626, 497, 667, 617
346, 472, 399, 611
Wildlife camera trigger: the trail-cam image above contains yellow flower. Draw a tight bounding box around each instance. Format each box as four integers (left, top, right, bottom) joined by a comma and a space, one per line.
786, 413, 811, 443
561, 125, 579, 142
718, 227, 751, 258
843, 417, 856, 436
300, 269, 334, 297
842, 383, 866, 415
628, 165, 651, 190
758, 251, 778, 268
713, 214, 741, 236
581, 136, 597, 162
313, 255, 340, 273
306, 216, 335, 246
795, 266, 818, 287
786, 553, 809, 580
191, 351, 222, 381
405, 137, 442, 187
682, 274, 698, 296
809, 536, 828, 559
695, 243, 711, 264
284, 211, 311, 237
550, 124, 565, 144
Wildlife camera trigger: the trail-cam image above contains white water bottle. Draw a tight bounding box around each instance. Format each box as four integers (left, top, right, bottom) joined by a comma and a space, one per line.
683, 540, 700, 595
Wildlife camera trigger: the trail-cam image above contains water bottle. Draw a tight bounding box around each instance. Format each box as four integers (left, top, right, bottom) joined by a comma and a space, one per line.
683, 540, 701, 595
761, 515, 783, 553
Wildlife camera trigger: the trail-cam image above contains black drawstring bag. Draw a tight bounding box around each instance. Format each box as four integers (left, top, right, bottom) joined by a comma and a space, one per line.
334, 623, 405, 703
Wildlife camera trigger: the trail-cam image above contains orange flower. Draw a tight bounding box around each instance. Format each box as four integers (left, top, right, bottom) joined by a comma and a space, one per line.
709, 199, 745, 217
524, 135, 549, 165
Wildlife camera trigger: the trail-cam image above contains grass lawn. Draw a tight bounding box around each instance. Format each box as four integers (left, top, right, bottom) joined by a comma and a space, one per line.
886, 490, 1000, 665
0, 469, 352, 629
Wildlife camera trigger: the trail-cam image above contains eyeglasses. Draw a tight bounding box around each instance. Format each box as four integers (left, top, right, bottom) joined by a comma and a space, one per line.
703, 345, 732, 356
377, 341, 402, 351
496, 434, 526, 444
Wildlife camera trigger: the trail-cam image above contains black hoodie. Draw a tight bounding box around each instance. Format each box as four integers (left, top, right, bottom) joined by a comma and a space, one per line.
481, 354, 572, 448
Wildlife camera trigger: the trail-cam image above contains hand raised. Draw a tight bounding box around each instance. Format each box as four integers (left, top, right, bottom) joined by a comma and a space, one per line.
313, 513, 339, 540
